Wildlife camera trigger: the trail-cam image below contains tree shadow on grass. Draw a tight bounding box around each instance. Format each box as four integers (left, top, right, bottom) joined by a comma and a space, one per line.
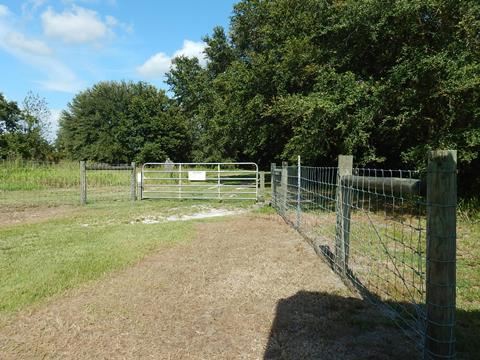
263, 291, 419, 360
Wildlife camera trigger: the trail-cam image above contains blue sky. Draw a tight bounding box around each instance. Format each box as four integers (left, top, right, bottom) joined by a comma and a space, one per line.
0, 0, 237, 139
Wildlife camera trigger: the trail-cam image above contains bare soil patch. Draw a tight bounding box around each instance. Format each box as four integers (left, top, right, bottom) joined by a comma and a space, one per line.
0, 214, 417, 359
0, 204, 78, 227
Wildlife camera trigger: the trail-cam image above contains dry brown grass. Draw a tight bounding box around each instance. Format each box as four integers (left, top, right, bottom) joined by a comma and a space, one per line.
0, 204, 79, 227
0, 214, 417, 359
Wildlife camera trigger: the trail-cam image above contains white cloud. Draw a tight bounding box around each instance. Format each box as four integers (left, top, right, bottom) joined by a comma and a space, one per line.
0, 4, 10, 17
105, 14, 133, 34
137, 52, 171, 78
0, 8, 83, 93
173, 40, 207, 66
41, 6, 110, 44
137, 40, 206, 78
21, 0, 46, 19
37, 71, 82, 93
4, 32, 52, 56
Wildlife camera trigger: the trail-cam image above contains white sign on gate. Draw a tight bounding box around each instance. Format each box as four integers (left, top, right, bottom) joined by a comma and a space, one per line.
188, 171, 206, 181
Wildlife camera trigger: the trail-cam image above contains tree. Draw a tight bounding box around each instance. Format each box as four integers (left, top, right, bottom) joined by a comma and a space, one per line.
0, 93, 21, 135
57, 81, 192, 163
0, 92, 53, 160
166, 0, 480, 195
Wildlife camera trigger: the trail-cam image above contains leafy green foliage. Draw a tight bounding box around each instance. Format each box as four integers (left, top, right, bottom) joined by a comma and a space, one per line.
166, 0, 480, 195
57, 81, 191, 163
0, 92, 53, 160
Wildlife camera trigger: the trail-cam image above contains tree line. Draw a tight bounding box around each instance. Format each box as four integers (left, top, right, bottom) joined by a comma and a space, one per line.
2, 0, 479, 195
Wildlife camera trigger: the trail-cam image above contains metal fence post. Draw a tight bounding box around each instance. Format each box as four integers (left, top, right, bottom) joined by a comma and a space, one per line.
179, 163, 182, 200
425, 150, 457, 360
217, 164, 221, 200
131, 162, 136, 201
139, 165, 143, 200
281, 161, 288, 216
335, 155, 353, 275
296, 156, 301, 229
271, 163, 276, 207
259, 171, 265, 202
80, 161, 87, 205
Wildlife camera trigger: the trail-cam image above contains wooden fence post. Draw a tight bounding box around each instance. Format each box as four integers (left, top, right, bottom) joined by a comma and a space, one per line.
425, 150, 457, 360
281, 161, 288, 215
131, 162, 136, 201
80, 161, 87, 205
335, 155, 353, 275
259, 171, 265, 202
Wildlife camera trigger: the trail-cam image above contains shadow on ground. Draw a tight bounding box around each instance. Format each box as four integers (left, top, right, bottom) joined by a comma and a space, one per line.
263, 291, 419, 360
264, 290, 479, 359
456, 308, 480, 360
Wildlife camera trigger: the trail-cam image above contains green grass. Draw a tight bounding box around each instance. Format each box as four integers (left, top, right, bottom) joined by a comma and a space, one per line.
458, 197, 480, 223
0, 160, 135, 206
1, 160, 261, 205
254, 204, 276, 214
456, 220, 480, 359
0, 160, 130, 191
0, 199, 230, 316
281, 203, 479, 359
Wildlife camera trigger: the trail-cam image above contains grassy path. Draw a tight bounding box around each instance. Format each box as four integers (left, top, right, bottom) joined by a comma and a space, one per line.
0, 200, 249, 315
0, 214, 415, 359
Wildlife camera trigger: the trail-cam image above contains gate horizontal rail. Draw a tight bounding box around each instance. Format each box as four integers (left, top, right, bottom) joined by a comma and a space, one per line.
141, 162, 258, 201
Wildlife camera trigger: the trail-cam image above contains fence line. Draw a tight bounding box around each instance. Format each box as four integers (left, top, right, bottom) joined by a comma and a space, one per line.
0, 160, 139, 208
271, 151, 457, 360
80, 161, 137, 205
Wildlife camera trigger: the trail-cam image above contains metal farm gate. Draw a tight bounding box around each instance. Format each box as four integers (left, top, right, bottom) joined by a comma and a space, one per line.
140, 162, 258, 200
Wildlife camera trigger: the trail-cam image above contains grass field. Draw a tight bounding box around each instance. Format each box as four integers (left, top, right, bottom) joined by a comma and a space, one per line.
0, 161, 478, 358
0, 160, 130, 191
1, 200, 193, 315
1, 160, 133, 206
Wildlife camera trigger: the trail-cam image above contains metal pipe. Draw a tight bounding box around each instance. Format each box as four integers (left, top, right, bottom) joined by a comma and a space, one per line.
341, 175, 425, 196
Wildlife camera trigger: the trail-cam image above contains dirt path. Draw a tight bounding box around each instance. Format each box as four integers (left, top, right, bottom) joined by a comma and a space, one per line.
0, 214, 416, 359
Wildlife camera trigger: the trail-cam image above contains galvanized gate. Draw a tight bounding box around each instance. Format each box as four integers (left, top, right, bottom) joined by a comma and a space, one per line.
140, 162, 258, 200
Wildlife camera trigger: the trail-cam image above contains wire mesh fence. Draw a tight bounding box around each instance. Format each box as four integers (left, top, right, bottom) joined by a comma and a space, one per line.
81, 162, 136, 204
271, 153, 457, 360
0, 160, 137, 209
0, 160, 81, 207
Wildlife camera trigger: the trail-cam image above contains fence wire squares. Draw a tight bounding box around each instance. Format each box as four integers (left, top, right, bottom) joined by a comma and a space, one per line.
82, 162, 136, 204
1, 160, 81, 207
272, 162, 432, 357
0, 160, 137, 209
